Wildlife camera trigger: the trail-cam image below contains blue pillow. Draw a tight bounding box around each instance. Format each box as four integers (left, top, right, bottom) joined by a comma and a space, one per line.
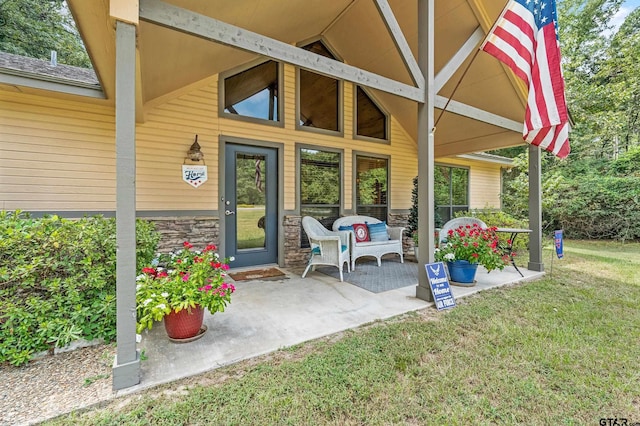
311, 245, 348, 254
367, 221, 389, 242
338, 225, 354, 232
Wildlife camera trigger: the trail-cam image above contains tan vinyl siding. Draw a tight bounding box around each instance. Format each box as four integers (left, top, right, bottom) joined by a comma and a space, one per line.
136, 82, 218, 211
0, 91, 116, 211
5, 64, 501, 216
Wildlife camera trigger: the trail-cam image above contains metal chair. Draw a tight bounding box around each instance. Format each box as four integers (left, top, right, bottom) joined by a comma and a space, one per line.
301, 216, 351, 282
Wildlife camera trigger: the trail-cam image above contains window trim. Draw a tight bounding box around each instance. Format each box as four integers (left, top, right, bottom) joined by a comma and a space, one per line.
295, 38, 344, 137
352, 151, 390, 219
218, 58, 284, 128
353, 85, 390, 144
296, 143, 344, 215
435, 162, 470, 222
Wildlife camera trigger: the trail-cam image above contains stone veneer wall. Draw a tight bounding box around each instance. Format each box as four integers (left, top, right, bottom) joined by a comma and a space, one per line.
283, 215, 309, 267
388, 212, 414, 254
145, 214, 413, 267
145, 216, 219, 253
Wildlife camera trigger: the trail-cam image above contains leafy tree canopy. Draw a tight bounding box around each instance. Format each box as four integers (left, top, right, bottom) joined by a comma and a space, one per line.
0, 0, 90, 67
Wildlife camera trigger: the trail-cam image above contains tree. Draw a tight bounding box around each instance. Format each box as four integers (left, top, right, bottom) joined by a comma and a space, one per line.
0, 0, 90, 67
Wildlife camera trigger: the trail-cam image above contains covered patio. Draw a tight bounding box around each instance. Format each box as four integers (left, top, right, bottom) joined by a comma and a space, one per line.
127, 261, 543, 395
58, 0, 549, 390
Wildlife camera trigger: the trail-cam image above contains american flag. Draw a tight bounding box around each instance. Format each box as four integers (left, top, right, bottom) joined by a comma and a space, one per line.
481, 0, 570, 158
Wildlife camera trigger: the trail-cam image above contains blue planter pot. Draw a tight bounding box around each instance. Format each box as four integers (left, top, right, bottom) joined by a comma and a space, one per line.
447, 260, 478, 285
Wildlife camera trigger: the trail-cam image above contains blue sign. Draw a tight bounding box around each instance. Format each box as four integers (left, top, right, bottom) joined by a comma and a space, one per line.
554, 230, 564, 259
425, 262, 456, 310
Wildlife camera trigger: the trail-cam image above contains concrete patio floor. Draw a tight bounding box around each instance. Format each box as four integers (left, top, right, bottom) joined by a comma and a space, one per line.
124, 260, 544, 396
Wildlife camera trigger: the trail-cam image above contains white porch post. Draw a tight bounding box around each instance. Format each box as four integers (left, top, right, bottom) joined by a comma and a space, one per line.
112, 20, 140, 390
415, 0, 435, 302
527, 145, 544, 272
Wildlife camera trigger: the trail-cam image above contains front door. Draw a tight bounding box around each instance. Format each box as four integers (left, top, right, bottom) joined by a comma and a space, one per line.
224, 143, 278, 268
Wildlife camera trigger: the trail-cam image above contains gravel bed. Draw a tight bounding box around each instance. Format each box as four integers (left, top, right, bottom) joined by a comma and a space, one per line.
0, 344, 116, 426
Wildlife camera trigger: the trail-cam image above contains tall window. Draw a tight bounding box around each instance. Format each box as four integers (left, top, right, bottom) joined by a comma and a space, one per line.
435, 165, 469, 223
355, 156, 388, 221
356, 86, 387, 140
299, 41, 340, 132
299, 148, 341, 247
223, 60, 279, 122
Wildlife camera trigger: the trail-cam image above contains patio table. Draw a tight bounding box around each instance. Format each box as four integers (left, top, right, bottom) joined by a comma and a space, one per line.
495, 228, 532, 277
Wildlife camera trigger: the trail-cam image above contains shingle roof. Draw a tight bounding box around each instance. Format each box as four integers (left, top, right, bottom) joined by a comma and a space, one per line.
0, 51, 99, 88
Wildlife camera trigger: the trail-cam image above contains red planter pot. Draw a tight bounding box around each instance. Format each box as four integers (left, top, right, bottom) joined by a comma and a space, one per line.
163, 305, 205, 340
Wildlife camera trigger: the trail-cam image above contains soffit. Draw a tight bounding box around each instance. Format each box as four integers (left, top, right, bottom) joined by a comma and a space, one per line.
67, 0, 525, 155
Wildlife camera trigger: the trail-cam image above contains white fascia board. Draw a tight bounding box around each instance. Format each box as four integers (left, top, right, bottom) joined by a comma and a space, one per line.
457, 153, 515, 165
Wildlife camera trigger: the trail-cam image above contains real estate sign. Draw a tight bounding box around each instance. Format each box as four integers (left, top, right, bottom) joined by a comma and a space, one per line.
425, 262, 456, 310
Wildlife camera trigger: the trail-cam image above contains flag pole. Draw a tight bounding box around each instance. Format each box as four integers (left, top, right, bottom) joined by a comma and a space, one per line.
433, 1, 510, 130
434, 48, 481, 129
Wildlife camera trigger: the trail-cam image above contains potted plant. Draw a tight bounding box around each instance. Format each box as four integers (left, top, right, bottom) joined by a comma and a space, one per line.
136, 242, 235, 341
435, 224, 509, 285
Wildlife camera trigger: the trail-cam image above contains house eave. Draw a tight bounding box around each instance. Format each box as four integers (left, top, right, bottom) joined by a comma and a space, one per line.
0, 68, 104, 99
457, 152, 515, 166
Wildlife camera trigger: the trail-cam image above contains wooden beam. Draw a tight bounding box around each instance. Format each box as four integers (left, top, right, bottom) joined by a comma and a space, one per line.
434, 26, 484, 93
415, 0, 435, 303
110, 0, 139, 25
138, 0, 424, 102
112, 20, 140, 391
435, 95, 522, 132
373, 0, 424, 89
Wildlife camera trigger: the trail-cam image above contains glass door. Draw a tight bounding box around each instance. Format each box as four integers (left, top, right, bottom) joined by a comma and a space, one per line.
224, 143, 278, 267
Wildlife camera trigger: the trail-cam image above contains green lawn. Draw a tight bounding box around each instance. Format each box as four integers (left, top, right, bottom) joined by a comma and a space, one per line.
49, 240, 640, 425
236, 206, 265, 249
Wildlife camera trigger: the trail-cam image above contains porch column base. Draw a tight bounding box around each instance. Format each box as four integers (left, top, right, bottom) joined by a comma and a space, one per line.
112, 351, 141, 391
415, 284, 433, 302
527, 261, 544, 272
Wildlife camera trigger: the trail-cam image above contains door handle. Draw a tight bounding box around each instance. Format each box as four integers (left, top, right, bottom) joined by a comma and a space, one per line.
225, 210, 235, 216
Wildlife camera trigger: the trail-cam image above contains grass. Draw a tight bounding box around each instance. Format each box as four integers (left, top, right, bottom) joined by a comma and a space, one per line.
48, 240, 640, 425
236, 207, 265, 249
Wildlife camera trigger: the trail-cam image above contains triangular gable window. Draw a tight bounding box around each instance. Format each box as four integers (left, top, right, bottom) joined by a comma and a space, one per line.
298, 41, 341, 133
356, 86, 388, 141
223, 60, 280, 122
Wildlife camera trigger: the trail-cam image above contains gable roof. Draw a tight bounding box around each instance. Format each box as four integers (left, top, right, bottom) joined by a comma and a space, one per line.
0, 51, 102, 98
62, 1, 528, 156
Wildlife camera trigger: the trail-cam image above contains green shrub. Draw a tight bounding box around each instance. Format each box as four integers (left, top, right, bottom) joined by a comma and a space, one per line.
0, 211, 159, 366
551, 176, 640, 241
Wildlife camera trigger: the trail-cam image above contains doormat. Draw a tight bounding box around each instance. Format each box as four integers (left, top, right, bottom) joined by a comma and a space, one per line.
229, 267, 286, 282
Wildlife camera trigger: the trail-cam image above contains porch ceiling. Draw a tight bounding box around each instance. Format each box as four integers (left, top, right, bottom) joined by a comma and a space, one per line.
67, 0, 525, 156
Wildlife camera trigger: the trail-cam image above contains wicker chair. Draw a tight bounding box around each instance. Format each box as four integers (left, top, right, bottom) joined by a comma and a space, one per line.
439, 217, 488, 245
301, 216, 351, 282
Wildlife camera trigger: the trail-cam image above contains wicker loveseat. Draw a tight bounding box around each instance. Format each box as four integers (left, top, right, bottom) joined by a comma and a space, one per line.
332, 215, 404, 270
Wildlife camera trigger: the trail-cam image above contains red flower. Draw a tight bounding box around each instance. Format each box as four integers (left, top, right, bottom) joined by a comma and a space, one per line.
142, 267, 156, 275
183, 241, 194, 249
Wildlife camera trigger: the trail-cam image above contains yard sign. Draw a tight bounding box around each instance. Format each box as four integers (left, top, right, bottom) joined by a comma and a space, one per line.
425, 262, 456, 310
554, 230, 564, 259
